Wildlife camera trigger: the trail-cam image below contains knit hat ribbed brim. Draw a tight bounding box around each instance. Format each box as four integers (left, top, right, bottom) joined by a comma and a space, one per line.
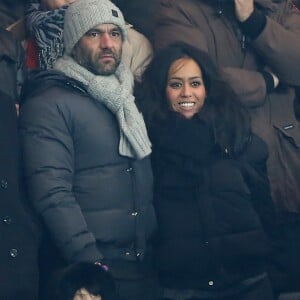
63, 0, 126, 54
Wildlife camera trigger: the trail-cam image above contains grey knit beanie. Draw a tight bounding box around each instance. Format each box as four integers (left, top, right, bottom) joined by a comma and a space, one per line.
64, 0, 126, 54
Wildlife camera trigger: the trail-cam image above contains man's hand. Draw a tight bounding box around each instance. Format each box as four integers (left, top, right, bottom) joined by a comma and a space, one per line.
234, 0, 255, 22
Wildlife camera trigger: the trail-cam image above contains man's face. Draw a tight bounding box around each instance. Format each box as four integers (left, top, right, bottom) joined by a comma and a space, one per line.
72, 23, 123, 76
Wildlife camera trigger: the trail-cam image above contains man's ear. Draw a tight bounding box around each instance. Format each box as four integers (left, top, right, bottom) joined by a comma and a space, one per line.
71, 43, 84, 66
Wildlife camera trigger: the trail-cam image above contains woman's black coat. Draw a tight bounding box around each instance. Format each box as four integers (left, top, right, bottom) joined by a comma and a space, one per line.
149, 113, 275, 291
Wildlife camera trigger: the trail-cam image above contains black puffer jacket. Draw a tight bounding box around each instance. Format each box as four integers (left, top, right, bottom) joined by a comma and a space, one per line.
149, 113, 275, 291
19, 70, 157, 265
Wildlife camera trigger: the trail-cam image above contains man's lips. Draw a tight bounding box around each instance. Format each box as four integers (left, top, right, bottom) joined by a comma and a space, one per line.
101, 54, 113, 58
99, 54, 115, 62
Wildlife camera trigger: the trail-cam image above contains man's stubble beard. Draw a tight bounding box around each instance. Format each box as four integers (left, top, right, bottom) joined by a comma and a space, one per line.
72, 46, 122, 76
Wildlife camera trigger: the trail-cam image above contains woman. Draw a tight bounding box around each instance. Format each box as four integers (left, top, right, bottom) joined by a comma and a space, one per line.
137, 43, 277, 300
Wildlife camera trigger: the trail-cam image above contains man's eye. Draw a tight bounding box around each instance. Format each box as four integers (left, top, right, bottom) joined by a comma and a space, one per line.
86, 31, 98, 37
110, 30, 121, 38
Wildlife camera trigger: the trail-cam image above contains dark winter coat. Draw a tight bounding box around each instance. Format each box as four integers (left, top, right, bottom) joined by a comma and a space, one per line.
0, 0, 26, 29
155, 0, 300, 212
149, 113, 274, 291
19, 71, 157, 267
0, 90, 39, 299
0, 28, 24, 103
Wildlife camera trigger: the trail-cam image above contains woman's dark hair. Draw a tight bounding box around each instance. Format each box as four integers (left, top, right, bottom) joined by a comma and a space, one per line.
137, 42, 251, 156
45, 262, 118, 300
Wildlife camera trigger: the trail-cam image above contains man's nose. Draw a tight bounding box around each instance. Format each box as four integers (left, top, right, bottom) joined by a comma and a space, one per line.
100, 32, 113, 48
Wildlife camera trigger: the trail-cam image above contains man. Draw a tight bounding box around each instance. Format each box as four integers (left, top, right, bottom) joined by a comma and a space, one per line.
19, 0, 158, 299
0, 27, 39, 299
154, 0, 300, 295
23, 0, 152, 81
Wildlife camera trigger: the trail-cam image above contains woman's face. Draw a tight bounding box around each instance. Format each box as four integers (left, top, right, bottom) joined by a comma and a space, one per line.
166, 57, 206, 119
41, 0, 76, 10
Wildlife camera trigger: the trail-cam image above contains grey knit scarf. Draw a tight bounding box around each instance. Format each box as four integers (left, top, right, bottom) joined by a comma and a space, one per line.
54, 55, 151, 159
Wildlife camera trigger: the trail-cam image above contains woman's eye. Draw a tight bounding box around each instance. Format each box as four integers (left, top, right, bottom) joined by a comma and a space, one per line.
191, 81, 202, 87
169, 82, 182, 88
